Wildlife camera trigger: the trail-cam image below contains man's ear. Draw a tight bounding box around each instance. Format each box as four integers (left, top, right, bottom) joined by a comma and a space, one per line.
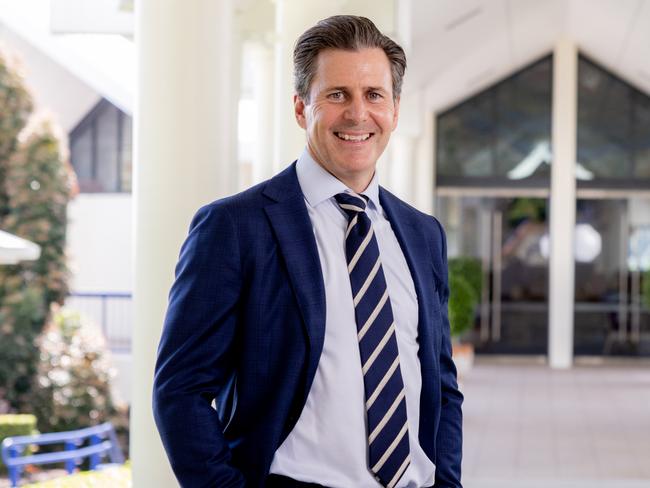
391, 95, 401, 131
294, 94, 308, 129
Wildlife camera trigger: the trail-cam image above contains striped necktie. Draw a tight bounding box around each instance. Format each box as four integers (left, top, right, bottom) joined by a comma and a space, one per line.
334, 192, 410, 488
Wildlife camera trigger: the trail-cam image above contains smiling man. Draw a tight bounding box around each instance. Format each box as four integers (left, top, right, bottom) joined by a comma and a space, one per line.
153, 15, 463, 488
294, 46, 398, 193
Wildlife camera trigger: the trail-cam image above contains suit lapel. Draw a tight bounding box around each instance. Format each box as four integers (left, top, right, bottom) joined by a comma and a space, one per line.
263, 164, 326, 393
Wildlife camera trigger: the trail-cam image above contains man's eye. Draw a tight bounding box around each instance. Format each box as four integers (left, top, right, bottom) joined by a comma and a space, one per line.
329, 92, 344, 100
368, 92, 383, 101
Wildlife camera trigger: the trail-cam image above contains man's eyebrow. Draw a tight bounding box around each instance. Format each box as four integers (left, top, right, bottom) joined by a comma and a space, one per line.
324, 86, 389, 93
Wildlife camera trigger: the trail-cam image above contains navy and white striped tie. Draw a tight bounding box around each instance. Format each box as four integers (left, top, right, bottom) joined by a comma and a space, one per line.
335, 192, 410, 488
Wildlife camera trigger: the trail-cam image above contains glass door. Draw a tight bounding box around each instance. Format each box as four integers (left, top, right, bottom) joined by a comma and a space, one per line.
574, 197, 650, 356
437, 194, 549, 354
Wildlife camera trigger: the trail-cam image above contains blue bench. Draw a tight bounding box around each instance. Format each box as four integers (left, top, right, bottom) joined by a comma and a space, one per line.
1, 421, 125, 487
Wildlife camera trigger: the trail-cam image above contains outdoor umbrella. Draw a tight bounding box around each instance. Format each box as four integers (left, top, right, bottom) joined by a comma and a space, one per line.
0, 229, 41, 264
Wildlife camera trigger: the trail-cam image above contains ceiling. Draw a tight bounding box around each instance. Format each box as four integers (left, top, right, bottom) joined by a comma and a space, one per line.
407, 0, 650, 111
2, 0, 648, 119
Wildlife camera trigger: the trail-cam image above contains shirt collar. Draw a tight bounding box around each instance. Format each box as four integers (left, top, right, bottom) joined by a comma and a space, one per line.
295, 147, 381, 210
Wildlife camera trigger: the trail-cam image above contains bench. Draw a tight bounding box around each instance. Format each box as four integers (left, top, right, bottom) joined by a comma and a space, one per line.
1, 421, 124, 487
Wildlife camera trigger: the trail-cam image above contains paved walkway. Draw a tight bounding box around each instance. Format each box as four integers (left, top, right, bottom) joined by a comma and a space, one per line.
461, 357, 650, 488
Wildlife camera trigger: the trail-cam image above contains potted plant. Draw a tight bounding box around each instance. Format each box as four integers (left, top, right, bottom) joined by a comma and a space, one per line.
448, 257, 481, 378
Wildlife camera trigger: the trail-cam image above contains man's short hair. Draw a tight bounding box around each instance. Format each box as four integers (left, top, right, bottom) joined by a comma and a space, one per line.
293, 15, 407, 102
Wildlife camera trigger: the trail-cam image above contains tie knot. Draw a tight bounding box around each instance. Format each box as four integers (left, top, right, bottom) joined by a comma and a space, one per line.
334, 192, 369, 218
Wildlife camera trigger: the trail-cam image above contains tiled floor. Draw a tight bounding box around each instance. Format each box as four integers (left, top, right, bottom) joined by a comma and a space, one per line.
461, 357, 650, 488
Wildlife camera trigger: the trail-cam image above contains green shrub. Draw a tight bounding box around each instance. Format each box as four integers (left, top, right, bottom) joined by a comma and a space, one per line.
0, 414, 37, 473
448, 257, 482, 338
0, 413, 36, 439
0, 285, 48, 410
448, 273, 477, 338
643, 270, 650, 309
448, 257, 482, 301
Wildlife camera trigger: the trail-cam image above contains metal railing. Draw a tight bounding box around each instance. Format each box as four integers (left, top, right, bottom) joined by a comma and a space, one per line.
65, 292, 132, 352
1, 422, 124, 487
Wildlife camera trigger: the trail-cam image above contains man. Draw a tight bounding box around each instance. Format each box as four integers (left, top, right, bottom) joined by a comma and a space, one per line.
153, 15, 463, 488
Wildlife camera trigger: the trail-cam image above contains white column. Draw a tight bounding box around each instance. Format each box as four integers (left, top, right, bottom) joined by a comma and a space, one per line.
249, 40, 276, 183
415, 112, 434, 216
386, 133, 415, 203
394, 88, 433, 214
131, 1, 236, 486
549, 39, 577, 369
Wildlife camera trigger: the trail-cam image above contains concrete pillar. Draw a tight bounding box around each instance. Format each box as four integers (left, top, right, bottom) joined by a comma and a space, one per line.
131, 1, 236, 486
548, 39, 577, 369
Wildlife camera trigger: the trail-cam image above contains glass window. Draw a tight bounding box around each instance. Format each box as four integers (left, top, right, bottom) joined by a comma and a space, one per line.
70, 126, 92, 183
437, 91, 493, 178
436, 56, 552, 187
120, 114, 133, 192
577, 56, 650, 187
634, 92, 650, 179
96, 104, 119, 192
495, 61, 552, 179
70, 99, 132, 193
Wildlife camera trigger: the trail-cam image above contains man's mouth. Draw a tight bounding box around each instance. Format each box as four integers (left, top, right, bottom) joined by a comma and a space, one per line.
334, 132, 373, 142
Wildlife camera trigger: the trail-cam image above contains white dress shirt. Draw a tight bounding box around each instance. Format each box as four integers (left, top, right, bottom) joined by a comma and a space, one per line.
269, 149, 435, 487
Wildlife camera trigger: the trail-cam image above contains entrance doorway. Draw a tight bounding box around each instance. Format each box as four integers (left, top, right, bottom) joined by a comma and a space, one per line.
573, 196, 650, 356
437, 193, 549, 354
437, 192, 650, 357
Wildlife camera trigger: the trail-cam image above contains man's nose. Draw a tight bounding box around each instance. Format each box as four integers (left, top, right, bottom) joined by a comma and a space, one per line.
343, 97, 368, 123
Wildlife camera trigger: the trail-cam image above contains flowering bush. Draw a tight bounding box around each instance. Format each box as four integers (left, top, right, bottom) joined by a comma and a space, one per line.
30, 306, 118, 434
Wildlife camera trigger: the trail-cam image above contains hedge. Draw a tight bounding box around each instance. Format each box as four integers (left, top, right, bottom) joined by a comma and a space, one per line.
0, 414, 38, 473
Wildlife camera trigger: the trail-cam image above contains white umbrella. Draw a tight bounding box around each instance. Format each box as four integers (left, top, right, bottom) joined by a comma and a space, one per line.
0, 229, 41, 265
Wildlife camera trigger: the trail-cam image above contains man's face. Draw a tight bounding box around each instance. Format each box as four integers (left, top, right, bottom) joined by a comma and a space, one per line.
294, 48, 400, 191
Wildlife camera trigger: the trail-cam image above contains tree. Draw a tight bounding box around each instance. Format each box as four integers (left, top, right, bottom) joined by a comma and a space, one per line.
0, 47, 72, 412
0, 48, 32, 216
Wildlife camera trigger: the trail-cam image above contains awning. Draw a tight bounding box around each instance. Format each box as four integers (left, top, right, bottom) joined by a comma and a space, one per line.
0, 229, 41, 265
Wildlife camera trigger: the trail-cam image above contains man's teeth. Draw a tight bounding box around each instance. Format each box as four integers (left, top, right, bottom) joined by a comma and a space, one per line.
336, 132, 371, 141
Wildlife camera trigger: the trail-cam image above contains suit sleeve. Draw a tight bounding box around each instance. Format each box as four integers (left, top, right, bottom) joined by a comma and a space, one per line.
152, 203, 246, 488
432, 218, 464, 488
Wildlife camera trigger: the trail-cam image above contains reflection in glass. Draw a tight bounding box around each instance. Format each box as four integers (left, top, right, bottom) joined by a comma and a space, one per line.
574, 199, 650, 356
436, 57, 552, 186
635, 94, 650, 179
577, 56, 650, 186
437, 195, 549, 354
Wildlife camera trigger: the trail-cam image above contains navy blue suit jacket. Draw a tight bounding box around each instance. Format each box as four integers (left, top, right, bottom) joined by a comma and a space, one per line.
153, 163, 463, 487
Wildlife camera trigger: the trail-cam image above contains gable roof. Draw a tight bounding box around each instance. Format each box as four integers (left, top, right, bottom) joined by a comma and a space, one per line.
0, 0, 133, 115
407, 0, 650, 110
